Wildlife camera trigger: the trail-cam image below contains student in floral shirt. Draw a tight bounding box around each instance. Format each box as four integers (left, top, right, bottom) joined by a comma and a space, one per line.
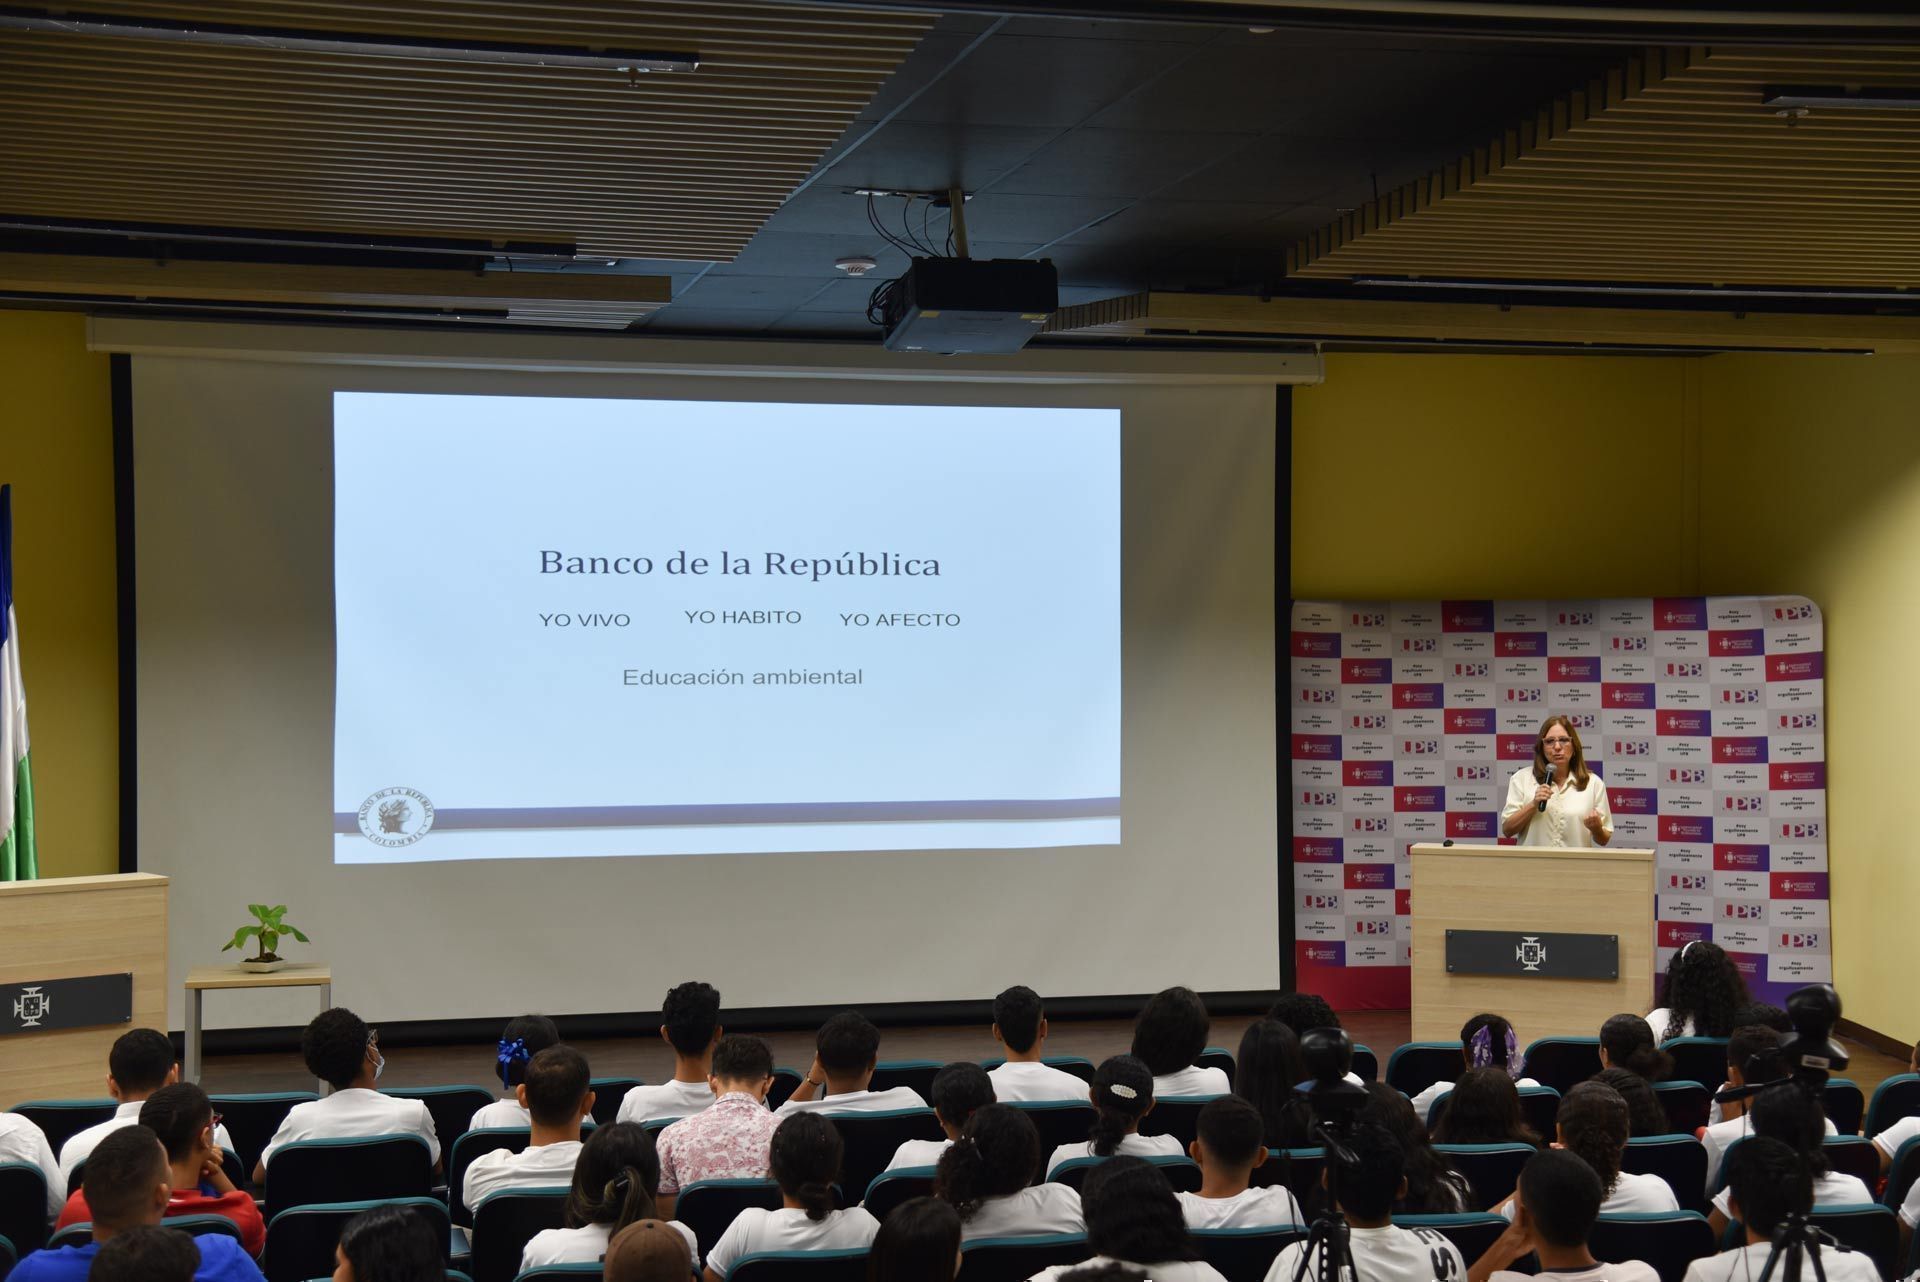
655, 1035, 777, 1215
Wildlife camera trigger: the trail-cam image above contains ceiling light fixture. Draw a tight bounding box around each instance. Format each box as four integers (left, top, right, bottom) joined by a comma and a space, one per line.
0, 5, 699, 72
1762, 85, 1920, 111
835, 256, 879, 277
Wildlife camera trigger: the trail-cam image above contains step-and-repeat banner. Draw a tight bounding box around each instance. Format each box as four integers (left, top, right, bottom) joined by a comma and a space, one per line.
1289, 597, 1829, 1011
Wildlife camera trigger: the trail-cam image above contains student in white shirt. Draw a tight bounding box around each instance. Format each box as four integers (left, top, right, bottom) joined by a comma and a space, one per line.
1033, 1155, 1228, 1282
1233, 1020, 1314, 1150
1707, 1083, 1868, 1237
866, 1196, 961, 1282
1132, 986, 1231, 1099
1647, 940, 1749, 1044
1597, 1014, 1674, 1087
1360, 1082, 1472, 1214
1266, 1125, 1466, 1282
886, 1062, 993, 1174
0, 1110, 62, 1217
58, 1028, 235, 1186
470, 1014, 559, 1131
520, 1121, 700, 1273
1267, 993, 1365, 1088
702, 1113, 880, 1281
987, 986, 1092, 1103
776, 1010, 927, 1117
1177, 1097, 1302, 1230
933, 1104, 1083, 1241
618, 980, 724, 1126
1409, 1014, 1541, 1125
1045, 1056, 1184, 1178
463, 1045, 593, 1212
1497, 1082, 1677, 1221
1686, 1138, 1881, 1282
1699, 1026, 1837, 1189
1468, 1148, 1660, 1282
255, 1007, 440, 1183
1871, 1037, 1920, 1175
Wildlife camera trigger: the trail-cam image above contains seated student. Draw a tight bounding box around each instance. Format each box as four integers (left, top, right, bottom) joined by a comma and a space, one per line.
255, 1007, 440, 1182
1177, 1096, 1302, 1229
1598, 1013, 1674, 1083
933, 1103, 1083, 1241
56, 1084, 265, 1257
776, 1011, 928, 1116
7, 1127, 262, 1282
1429, 1067, 1542, 1149
867, 1196, 962, 1282
1360, 1083, 1471, 1214
463, 1045, 594, 1210
521, 1121, 700, 1272
1132, 987, 1231, 1098
1267, 993, 1365, 1087
1468, 1149, 1659, 1282
607, 1220, 698, 1282
702, 1114, 881, 1282
1707, 1082, 1867, 1237
59, 1028, 234, 1186
1699, 1028, 1835, 1191
618, 981, 724, 1125
1595, 1068, 1673, 1139
1033, 1156, 1228, 1282
1410, 1015, 1540, 1125
89, 1225, 199, 1282
1233, 1020, 1314, 1150
885, 1061, 993, 1173
656, 1034, 780, 1214
1647, 940, 1749, 1042
1498, 1082, 1676, 1220
1266, 1125, 1467, 1282
0, 1099, 62, 1219
1703, 1005, 1789, 1127
986, 986, 1091, 1102
471, 1014, 560, 1130
330, 1203, 445, 1282
1685, 1138, 1880, 1282
1045, 1055, 1185, 1178
1872, 1033, 1920, 1174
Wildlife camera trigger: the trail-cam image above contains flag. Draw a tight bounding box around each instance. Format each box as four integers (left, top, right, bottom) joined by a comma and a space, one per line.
0, 485, 35, 881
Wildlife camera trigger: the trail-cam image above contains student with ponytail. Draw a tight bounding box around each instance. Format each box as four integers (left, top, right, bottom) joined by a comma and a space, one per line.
470, 1014, 560, 1129
703, 1114, 879, 1281
1498, 1083, 1676, 1219
519, 1122, 698, 1272
933, 1104, 1084, 1240
1410, 1015, 1540, 1125
1045, 1055, 1183, 1178
1598, 1014, 1674, 1083
884, 1062, 993, 1174
1594, 1069, 1672, 1139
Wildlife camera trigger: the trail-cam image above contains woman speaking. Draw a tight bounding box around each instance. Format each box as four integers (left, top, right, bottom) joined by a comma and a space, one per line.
1500, 715, 1613, 847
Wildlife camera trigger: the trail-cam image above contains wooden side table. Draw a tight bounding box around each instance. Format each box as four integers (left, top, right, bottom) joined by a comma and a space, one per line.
184, 963, 332, 1092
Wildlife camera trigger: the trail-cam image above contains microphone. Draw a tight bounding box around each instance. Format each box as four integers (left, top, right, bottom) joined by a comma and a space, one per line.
1538, 761, 1551, 811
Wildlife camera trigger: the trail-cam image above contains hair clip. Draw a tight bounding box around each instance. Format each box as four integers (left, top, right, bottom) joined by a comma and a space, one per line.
1108, 1083, 1139, 1100
1681, 939, 1699, 959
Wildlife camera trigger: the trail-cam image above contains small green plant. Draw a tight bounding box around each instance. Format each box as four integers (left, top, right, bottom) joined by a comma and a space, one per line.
221, 903, 311, 963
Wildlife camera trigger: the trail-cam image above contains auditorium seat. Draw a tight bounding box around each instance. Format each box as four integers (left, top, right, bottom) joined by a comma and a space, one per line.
1652, 1081, 1712, 1135
1137, 1094, 1222, 1145
1253, 1147, 1324, 1211
730, 1248, 870, 1282
1352, 1045, 1380, 1083
8, 1100, 116, 1155
264, 1134, 436, 1225
955, 1233, 1088, 1282
0, 1162, 49, 1255
768, 1069, 805, 1111
982, 1055, 1098, 1084
1590, 1211, 1715, 1282
1621, 1136, 1710, 1215
862, 1166, 935, 1220
388, 1085, 496, 1157
1808, 1204, 1899, 1280
1520, 1037, 1603, 1095
1049, 1154, 1200, 1193
829, 1108, 944, 1197
675, 1179, 784, 1258
209, 1091, 318, 1174
1385, 1043, 1463, 1096
447, 1128, 586, 1225
1392, 1213, 1509, 1263
588, 1077, 642, 1127
1193, 1225, 1306, 1282
262, 1196, 450, 1282
1883, 1137, 1920, 1214
1196, 1047, 1236, 1087
1659, 1039, 1729, 1091
1823, 1079, 1866, 1136
1008, 1101, 1098, 1155
868, 1061, 943, 1099
1427, 1086, 1561, 1141
47, 1213, 243, 1251
0, 1232, 15, 1280
1823, 1136, 1880, 1186
471, 1188, 569, 1282
512, 1266, 601, 1282
641, 1116, 673, 1142
1431, 1143, 1534, 1209
1867, 1073, 1920, 1139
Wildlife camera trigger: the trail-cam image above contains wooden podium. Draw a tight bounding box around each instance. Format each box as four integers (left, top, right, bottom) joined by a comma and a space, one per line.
1409, 843, 1653, 1042
0, 873, 169, 1102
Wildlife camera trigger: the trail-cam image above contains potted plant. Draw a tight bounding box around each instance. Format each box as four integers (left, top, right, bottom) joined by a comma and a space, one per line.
222, 903, 312, 973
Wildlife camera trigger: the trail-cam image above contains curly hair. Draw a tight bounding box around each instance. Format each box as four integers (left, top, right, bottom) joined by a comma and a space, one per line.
1657, 942, 1750, 1039
1556, 1081, 1629, 1195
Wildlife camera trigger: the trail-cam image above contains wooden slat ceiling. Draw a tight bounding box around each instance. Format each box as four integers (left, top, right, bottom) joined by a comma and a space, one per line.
0, 2, 933, 262
1287, 45, 1920, 288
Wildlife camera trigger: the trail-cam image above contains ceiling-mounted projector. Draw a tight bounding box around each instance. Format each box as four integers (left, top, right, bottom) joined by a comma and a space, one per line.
880, 257, 1059, 355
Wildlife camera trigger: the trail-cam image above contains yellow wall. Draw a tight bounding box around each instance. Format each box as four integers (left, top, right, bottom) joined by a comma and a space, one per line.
0, 310, 118, 878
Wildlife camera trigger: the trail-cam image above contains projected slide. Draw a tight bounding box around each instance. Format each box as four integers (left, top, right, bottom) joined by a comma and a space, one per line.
331, 392, 1121, 863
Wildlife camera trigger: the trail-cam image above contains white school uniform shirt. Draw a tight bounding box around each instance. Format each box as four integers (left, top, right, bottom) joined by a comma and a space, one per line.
884, 1137, 951, 1173
1711, 1170, 1870, 1220
1037, 1257, 1228, 1282
462, 1138, 583, 1210
962, 1184, 1085, 1240
1502, 767, 1612, 848
0, 1112, 65, 1216
469, 1096, 531, 1130
1155, 1066, 1232, 1097
1178, 1185, 1303, 1229
1700, 1114, 1837, 1192
616, 1079, 718, 1126
1046, 1132, 1185, 1177
704, 1206, 880, 1279
1871, 1113, 1920, 1161
1644, 1009, 1695, 1041
1411, 1076, 1541, 1125
1683, 1241, 1881, 1282
1900, 1168, 1920, 1228
57, 1102, 237, 1184
1504, 1171, 1678, 1222
1268, 1223, 1467, 1282
259, 1087, 441, 1165
774, 1086, 927, 1118
1496, 1265, 1661, 1282
989, 1060, 1093, 1103
520, 1219, 700, 1272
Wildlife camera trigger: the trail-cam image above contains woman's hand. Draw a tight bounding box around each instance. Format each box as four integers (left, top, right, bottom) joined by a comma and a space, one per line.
1534, 783, 1554, 808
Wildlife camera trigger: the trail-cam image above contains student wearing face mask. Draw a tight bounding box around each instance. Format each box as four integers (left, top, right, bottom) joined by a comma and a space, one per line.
253, 1007, 441, 1184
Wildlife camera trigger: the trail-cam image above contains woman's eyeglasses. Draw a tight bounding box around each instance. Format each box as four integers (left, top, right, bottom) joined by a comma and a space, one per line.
1542, 737, 1573, 747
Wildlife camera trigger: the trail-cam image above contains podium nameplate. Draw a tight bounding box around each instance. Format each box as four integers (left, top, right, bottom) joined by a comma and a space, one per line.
1445, 930, 1618, 980
0, 973, 134, 1035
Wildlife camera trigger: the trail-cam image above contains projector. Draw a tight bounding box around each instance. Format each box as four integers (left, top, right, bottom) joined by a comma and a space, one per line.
880, 257, 1059, 355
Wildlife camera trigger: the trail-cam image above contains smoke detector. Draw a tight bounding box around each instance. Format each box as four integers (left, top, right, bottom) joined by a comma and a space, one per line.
835, 256, 879, 277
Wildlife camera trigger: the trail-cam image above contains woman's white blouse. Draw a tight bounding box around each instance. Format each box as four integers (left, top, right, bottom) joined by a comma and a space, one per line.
1500, 767, 1613, 848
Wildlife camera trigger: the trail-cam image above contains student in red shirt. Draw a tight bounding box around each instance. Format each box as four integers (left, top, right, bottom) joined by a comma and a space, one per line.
58, 1084, 264, 1257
